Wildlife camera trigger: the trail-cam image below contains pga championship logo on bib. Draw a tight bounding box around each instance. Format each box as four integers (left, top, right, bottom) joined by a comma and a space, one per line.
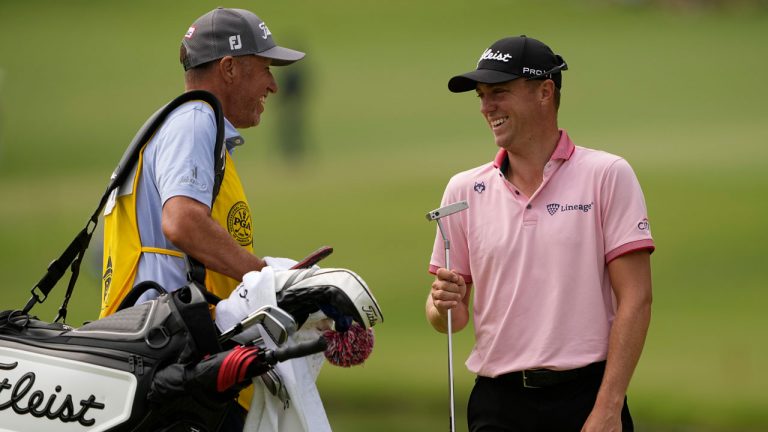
227, 201, 253, 246
0, 347, 136, 432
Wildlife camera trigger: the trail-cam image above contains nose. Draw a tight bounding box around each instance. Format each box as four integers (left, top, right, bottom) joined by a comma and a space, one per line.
268, 74, 278, 95
480, 95, 495, 116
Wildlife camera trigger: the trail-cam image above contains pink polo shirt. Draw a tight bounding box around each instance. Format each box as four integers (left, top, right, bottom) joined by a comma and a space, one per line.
429, 129, 654, 377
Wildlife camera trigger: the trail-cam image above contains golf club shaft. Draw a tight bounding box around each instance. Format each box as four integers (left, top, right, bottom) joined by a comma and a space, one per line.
427, 201, 468, 432
446, 245, 456, 432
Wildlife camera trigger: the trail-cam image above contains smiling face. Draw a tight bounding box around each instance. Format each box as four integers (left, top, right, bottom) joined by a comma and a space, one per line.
476, 78, 551, 151
226, 55, 278, 128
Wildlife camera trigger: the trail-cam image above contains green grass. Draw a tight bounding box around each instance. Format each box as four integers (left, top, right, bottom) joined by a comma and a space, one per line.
1, 1, 767, 430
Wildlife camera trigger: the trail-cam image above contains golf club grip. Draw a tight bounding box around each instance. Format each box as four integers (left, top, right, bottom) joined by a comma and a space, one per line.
265, 337, 328, 365
291, 246, 333, 269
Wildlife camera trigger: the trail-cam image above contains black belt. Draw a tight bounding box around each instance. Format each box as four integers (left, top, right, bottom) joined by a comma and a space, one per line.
493, 361, 606, 389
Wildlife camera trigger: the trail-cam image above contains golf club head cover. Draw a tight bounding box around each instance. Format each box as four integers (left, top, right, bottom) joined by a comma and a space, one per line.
323, 322, 375, 367
273, 268, 384, 331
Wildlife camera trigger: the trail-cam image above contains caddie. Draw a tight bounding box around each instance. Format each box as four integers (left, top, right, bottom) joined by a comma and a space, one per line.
425, 35, 655, 431
100, 7, 306, 431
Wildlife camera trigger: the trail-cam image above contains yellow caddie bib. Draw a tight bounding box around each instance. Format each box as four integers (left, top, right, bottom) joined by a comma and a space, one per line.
101, 149, 253, 316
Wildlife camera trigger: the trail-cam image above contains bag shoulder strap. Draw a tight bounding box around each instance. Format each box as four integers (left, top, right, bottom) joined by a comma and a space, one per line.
22, 90, 225, 322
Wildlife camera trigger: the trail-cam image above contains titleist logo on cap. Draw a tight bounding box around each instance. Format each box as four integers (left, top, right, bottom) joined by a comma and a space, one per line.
478, 48, 512, 64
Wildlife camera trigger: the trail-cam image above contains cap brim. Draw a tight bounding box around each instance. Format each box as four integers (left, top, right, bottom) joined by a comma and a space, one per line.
258, 45, 305, 66
448, 69, 521, 93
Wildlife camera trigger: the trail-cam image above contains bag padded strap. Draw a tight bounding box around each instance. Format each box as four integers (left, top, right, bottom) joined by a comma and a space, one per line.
171, 282, 222, 357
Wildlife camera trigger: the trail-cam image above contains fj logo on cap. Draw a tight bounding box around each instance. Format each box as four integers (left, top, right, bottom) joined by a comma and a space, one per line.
185, 27, 196, 39
259, 22, 271, 40
478, 49, 512, 64
229, 35, 242, 50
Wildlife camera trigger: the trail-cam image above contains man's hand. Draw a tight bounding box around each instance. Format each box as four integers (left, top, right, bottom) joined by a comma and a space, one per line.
581, 407, 622, 432
425, 268, 470, 333
430, 268, 467, 314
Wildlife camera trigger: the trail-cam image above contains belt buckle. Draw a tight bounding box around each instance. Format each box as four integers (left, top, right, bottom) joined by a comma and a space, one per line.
522, 370, 541, 389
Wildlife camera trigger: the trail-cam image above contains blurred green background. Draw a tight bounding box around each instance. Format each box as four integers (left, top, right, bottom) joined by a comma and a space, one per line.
1, 0, 766, 430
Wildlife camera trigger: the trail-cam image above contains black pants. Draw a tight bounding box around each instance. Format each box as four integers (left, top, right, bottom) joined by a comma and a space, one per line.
467, 364, 634, 431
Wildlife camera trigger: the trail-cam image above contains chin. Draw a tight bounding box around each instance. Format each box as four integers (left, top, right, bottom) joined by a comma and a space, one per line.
235, 118, 259, 129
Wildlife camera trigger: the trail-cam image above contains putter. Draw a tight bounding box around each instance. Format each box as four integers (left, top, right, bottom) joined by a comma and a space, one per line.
426, 200, 469, 432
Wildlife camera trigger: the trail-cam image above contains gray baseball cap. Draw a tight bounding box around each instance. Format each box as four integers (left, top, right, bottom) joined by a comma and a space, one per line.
181, 8, 305, 70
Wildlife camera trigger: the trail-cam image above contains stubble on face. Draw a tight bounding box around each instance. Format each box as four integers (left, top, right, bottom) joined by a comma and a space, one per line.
229, 56, 275, 129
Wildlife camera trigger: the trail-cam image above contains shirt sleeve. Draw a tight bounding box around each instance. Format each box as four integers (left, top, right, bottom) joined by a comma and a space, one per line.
151, 104, 217, 208
600, 158, 655, 263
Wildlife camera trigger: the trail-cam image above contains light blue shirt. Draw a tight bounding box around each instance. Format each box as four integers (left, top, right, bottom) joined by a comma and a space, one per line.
134, 101, 242, 299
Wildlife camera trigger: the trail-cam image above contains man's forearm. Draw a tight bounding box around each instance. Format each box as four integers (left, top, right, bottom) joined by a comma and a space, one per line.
594, 299, 651, 410
163, 196, 266, 280
586, 250, 653, 429
184, 218, 266, 279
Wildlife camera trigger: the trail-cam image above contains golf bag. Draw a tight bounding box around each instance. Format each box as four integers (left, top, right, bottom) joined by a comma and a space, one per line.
0, 277, 335, 432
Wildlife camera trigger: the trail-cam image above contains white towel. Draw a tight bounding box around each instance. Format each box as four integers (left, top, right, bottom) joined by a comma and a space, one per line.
216, 268, 332, 432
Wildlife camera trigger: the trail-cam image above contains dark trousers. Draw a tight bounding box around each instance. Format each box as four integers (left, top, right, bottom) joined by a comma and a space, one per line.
467, 363, 634, 432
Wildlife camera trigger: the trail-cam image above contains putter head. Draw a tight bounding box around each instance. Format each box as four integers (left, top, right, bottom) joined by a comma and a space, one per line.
426, 201, 469, 221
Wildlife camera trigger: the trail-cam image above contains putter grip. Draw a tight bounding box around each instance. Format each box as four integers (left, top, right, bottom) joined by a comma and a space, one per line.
265, 337, 328, 365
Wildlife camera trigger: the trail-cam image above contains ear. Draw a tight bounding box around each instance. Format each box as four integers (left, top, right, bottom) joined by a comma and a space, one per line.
217, 56, 237, 84
538, 79, 556, 106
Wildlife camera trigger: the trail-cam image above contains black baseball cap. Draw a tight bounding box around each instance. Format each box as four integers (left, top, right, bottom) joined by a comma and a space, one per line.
448, 35, 567, 93
181, 8, 305, 71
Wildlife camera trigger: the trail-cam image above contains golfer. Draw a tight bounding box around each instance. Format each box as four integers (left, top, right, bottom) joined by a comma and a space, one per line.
426, 35, 654, 431
100, 7, 305, 430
